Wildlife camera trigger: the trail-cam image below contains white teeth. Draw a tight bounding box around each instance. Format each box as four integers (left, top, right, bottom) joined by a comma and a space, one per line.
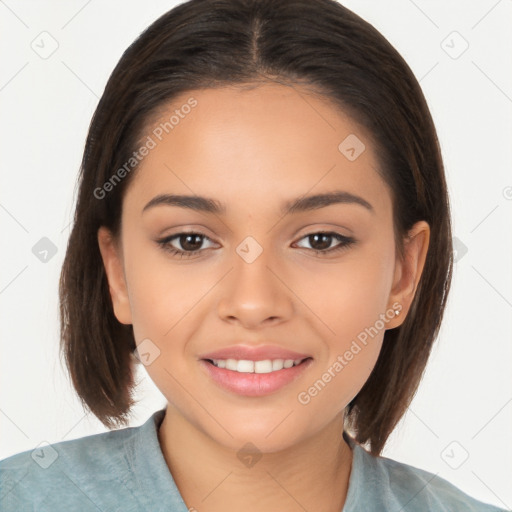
272, 359, 284, 371
237, 360, 254, 373
254, 360, 273, 373
210, 358, 305, 373
225, 359, 238, 371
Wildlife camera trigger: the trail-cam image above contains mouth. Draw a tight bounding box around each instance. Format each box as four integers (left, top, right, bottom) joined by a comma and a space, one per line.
199, 357, 313, 396
204, 357, 310, 373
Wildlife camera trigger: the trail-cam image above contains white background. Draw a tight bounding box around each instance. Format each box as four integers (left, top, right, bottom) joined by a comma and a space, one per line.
0, 0, 511, 509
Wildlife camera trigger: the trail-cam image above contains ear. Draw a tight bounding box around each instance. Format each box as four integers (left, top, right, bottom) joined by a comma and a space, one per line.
97, 226, 133, 325
386, 220, 430, 329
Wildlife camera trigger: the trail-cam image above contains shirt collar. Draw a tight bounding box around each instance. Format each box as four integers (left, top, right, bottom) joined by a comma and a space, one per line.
131, 408, 190, 511
135, 408, 368, 511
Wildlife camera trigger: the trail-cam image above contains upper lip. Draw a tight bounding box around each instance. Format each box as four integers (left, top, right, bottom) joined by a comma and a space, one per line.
199, 345, 312, 362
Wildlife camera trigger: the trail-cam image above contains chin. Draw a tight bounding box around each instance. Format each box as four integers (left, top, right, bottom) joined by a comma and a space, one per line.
221, 429, 302, 456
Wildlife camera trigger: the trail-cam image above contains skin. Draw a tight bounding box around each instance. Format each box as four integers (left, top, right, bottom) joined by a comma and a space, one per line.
98, 82, 429, 512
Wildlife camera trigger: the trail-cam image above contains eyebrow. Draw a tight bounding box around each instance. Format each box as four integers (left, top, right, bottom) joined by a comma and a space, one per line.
141, 190, 374, 216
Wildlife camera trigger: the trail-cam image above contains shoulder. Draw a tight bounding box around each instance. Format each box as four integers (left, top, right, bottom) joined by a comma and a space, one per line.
347, 440, 507, 512
0, 424, 141, 511
380, 454, 504, 511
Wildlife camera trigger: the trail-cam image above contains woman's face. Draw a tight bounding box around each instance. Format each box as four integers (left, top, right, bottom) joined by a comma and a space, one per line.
98, 83, 428, 452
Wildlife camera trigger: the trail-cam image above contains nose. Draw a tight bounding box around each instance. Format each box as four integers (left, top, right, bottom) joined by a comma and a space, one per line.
216, 246, 294, 329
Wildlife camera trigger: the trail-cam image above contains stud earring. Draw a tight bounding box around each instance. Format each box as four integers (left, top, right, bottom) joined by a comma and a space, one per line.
394, 308, 400, 316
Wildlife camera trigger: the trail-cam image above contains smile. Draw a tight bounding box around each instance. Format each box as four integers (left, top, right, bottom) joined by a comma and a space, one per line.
208, 358, 305, 373
200, 357, 313, 396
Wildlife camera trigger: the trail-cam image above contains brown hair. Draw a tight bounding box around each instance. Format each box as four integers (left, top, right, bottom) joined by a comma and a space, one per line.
59, 0, 452, 455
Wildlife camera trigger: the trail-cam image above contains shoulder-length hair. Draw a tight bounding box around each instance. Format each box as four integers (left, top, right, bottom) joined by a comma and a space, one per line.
59, 0, 452, 455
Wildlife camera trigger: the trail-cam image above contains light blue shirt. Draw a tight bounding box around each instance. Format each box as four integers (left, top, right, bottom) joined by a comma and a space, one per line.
0, 408, 507, 511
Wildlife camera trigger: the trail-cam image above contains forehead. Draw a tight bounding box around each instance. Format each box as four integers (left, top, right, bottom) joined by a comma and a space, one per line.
123, 83, 391, 218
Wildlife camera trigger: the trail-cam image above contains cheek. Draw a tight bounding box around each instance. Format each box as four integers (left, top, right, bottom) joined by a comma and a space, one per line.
299, 252, 393, 340
292, 250, 392, 404
296, 261, 390, 413
296, 336, 383, 427
123, 240, 209, 338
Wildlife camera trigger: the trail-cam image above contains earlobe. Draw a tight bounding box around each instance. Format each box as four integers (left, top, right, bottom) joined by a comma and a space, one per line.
97, 226, 133, 325
387, 221, 430, 328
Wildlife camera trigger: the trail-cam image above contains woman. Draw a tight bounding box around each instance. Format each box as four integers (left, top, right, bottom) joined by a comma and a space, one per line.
0, 1, 506, 510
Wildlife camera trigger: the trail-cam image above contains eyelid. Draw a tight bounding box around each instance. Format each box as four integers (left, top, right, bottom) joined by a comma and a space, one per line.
292, 222, 355, 238
158, 230, 217, 250
156, 225, 352, 245
156, 228, 356, 259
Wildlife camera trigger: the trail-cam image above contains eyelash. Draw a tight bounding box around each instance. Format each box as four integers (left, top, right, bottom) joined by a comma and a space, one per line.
156, 230, 356, 259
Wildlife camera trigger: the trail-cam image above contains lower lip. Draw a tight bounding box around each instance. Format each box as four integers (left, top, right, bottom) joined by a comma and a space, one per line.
199, 359, 313, 397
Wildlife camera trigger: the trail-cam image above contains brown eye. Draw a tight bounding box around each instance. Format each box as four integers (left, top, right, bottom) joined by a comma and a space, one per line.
156, 231, 215, 258
176, 233, 204, 251
294, 232, 355, 255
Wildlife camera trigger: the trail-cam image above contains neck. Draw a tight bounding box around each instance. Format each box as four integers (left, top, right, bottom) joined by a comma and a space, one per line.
157, 406, 353, 512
